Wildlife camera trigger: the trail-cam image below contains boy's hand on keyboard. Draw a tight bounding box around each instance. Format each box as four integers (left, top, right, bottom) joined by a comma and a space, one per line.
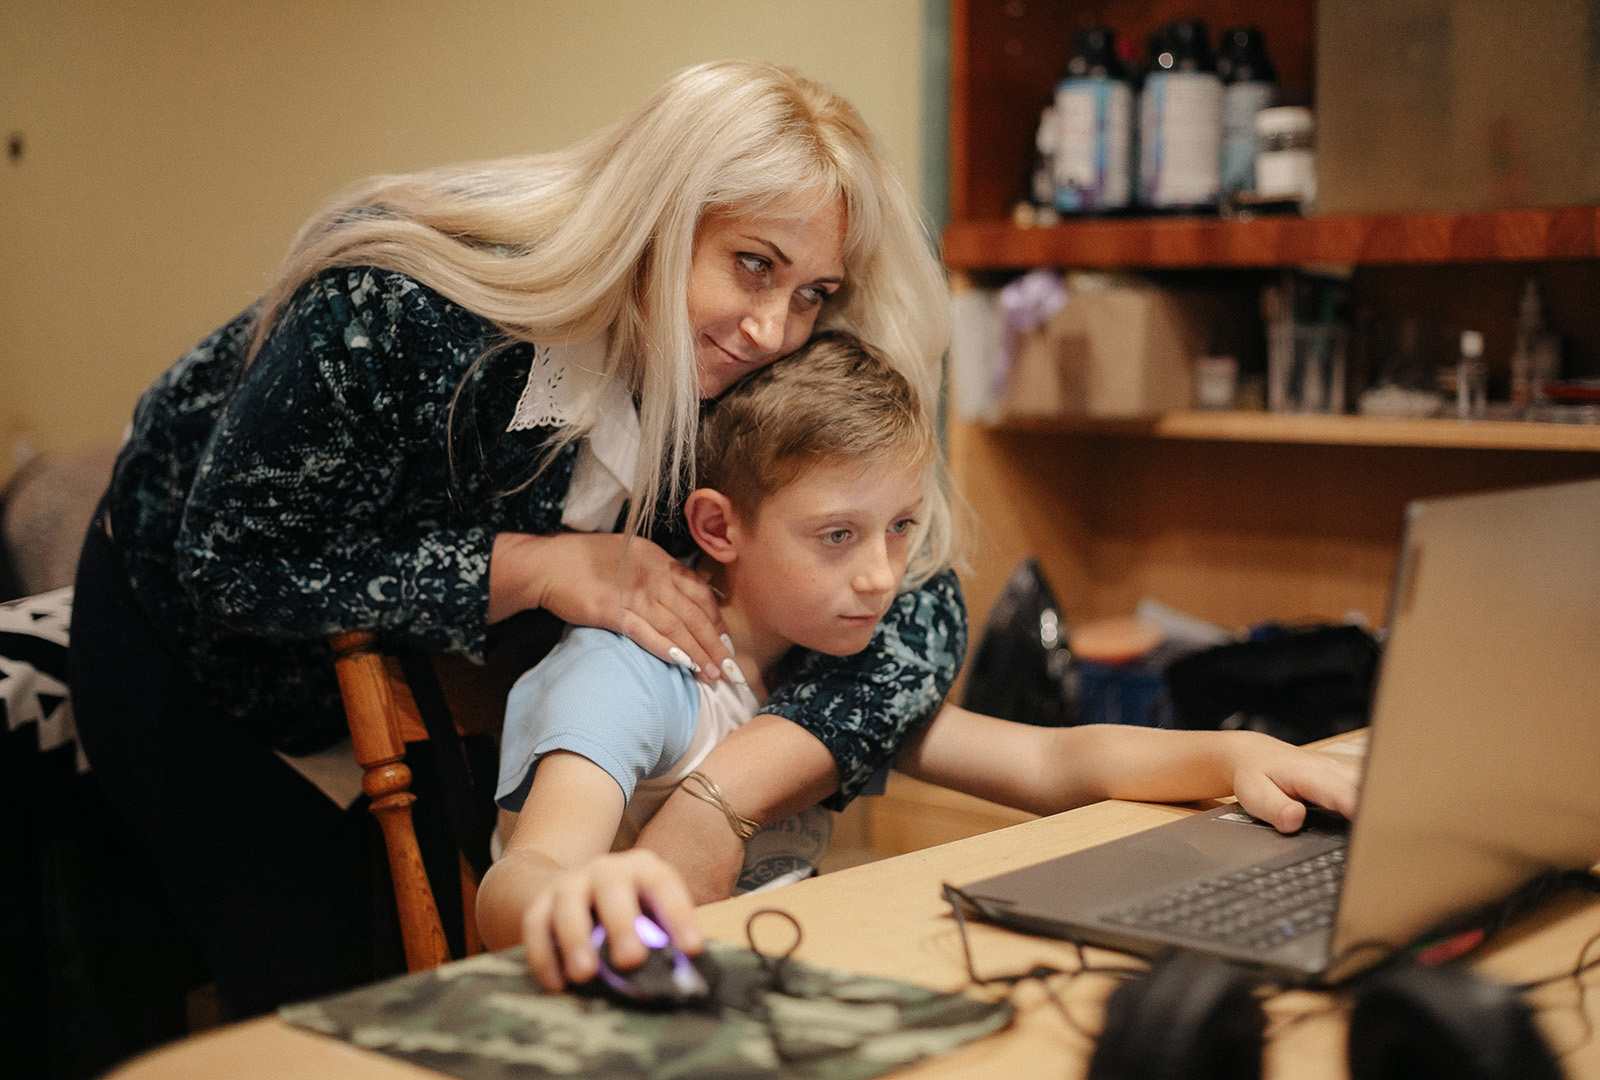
1227, 732, 1361, 834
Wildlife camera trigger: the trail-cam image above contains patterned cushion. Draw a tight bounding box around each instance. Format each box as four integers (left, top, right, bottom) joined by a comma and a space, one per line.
0, 587, 81, 766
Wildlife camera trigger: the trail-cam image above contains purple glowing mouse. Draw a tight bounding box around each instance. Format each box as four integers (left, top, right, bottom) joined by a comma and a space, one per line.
586, 914, 719, 1007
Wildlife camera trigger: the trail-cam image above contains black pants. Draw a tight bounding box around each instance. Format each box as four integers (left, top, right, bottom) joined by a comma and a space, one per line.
68, 512, 406, 1039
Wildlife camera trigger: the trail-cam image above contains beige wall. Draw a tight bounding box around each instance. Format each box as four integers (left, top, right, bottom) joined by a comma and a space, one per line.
0, 1, 926, 467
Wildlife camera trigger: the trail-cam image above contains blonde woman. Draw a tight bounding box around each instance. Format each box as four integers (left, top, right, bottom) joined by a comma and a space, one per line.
69, 60, 961, 1037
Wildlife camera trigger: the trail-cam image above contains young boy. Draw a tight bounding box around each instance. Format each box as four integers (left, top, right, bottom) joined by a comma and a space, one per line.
477, 332, 1359, 991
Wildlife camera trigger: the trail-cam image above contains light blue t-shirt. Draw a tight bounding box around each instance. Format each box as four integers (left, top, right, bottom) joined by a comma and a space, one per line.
495, 626, 701, 814
493, 624, 849, 894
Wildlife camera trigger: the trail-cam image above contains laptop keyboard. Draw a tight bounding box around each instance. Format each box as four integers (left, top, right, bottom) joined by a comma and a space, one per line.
1104, 846, 1346, 951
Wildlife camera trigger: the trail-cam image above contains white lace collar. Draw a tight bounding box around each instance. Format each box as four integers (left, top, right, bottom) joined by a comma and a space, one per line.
506, 337, 640, 534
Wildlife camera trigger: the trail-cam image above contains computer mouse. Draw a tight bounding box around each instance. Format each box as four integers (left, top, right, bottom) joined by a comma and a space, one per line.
583, 914, 719, 1008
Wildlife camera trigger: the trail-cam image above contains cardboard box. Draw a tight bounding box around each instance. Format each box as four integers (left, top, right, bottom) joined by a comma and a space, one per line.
1004, 282, 1200, 418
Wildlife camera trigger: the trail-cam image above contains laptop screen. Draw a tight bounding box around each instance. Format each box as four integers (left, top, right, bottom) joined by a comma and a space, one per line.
1329, 478, 1600, 974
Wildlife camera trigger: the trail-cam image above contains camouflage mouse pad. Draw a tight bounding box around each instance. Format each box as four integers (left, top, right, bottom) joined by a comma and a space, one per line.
281, 942, 1013, 1080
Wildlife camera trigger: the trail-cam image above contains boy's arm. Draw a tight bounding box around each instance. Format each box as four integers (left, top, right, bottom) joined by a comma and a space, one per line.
635, 713, 839, 903
897, 705, 1359, 832
477, 751, 700, 990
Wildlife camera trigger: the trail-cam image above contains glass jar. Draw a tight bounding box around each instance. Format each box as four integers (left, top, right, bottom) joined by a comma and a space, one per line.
1254, 105, 1315, 209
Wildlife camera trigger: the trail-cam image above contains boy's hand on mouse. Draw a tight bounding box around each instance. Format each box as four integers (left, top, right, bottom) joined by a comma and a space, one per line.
520, 849, 702, 992
1226, 731, 1361, 833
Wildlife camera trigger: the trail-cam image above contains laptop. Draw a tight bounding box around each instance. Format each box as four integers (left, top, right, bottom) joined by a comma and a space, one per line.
954, 477, 1600, 985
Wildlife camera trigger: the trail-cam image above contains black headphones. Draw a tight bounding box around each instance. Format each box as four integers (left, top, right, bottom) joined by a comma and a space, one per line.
1085, 949, 1563, 1080
1086, 949, 1265, 1080
1347, 961, 1562, 1080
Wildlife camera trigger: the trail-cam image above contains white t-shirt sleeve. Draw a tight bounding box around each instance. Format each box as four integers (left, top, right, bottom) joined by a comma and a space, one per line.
495, 626, 700, 813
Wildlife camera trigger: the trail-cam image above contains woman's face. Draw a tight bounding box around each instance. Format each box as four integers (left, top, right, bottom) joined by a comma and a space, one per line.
687, 195, 847, 398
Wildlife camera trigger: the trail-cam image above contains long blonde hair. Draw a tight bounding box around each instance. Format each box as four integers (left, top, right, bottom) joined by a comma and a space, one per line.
252, 59, 952, 574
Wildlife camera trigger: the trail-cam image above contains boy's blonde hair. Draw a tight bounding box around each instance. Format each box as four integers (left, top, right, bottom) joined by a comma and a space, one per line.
696, 331, 948, 587
247, 60, 949, 551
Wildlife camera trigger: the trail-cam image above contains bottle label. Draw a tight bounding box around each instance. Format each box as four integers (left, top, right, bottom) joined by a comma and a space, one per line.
1221, 81, 1276, 196
1054, 79, 1131, 211
1139, 72, 1222, 208
1256, 148, 1315, 202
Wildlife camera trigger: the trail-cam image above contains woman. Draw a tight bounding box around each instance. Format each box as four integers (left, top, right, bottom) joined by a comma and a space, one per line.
69, 59, 962, 1031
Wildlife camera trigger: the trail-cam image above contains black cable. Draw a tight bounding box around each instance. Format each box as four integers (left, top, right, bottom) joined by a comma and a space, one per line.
940, 882, 1146, 1040
726, 870, 1600, 1064
1506, 871, 1600, 989
745, 908, 803, 972
1510, 925, 1600, 1059
1512, 926, 1600, 993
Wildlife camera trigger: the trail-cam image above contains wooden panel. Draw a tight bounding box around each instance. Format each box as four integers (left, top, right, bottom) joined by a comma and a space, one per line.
950, 421, 1600, 647
947, 411, 1095, 671
952, 0, 1316, 222
943, 206, 1600, 269
867, 773, 1036, 857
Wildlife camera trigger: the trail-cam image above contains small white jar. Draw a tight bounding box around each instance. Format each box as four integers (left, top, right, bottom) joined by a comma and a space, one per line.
1254, 106, 1315, 209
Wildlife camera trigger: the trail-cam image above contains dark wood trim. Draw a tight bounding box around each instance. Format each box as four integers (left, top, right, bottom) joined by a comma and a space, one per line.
944, 207, 1600, 270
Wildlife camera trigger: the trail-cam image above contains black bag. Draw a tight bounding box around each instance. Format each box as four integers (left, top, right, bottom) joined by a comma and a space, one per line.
1163, 623, 1380, 745
960, 559, 1078, 727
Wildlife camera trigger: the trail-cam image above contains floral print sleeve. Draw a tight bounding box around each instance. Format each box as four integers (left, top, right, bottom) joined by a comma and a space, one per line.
761, 569, 967, 808
177, 271, 502, 657
110, 267, 573, 751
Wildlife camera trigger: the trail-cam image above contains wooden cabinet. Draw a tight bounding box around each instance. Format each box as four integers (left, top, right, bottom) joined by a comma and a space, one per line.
942, 0, 1600, 640
841, 0, 1599, 866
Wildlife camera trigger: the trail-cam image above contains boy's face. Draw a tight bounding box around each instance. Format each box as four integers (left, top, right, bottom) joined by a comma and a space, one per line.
729, 454, 925, 658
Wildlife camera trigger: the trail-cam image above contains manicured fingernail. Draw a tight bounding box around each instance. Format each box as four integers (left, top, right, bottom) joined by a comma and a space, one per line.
722, 658, 749, 686
719, 634, 736, 656
668, 647, 701, 674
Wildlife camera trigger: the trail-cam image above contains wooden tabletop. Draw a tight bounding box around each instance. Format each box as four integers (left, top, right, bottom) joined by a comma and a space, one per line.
111, 733, 1600, 1079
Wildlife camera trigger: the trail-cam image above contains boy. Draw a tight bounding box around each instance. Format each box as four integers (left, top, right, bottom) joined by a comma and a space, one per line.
477, 332, 1358, 991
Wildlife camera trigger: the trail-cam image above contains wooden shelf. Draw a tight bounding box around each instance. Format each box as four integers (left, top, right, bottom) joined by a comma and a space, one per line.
943, 207, 1600, 271
988, 410, 1600, 452
942, 1, 1600, 667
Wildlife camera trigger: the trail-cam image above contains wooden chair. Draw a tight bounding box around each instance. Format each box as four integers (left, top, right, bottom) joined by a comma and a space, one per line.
329, 630, 518, 972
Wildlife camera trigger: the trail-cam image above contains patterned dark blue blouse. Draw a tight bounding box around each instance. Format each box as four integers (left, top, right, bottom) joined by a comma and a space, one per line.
108, 267, 966, 804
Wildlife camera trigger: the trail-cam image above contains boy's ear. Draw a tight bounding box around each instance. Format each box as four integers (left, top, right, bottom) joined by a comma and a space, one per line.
684, 488, 741, 564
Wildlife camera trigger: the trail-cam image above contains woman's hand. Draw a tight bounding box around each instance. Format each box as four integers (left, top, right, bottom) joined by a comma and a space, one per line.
1226, 732, 1361, 833
490, 532, 729, 683
518, 848, 703, 992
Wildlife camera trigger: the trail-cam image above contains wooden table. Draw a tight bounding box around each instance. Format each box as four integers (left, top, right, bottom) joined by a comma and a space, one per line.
111, 734, 1600, 1079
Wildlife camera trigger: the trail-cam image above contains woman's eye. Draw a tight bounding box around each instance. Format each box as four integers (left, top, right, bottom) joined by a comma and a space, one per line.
737, 253, 770, 276
795, 284, 831, 308
821, 528, 852, 546
889, 517, 918, 536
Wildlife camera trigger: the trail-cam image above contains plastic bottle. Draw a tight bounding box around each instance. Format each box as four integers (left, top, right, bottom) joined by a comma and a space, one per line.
1456, 330, 1487, 420
1127, 28, 1159, 209
1509, 279, 1541, 408
1020, 104, 1061, 226
1052, 27, 1133, 213
1137, 19, 1222, 211
1216, 26, 1278, 209
1508, 278, 1562, 409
